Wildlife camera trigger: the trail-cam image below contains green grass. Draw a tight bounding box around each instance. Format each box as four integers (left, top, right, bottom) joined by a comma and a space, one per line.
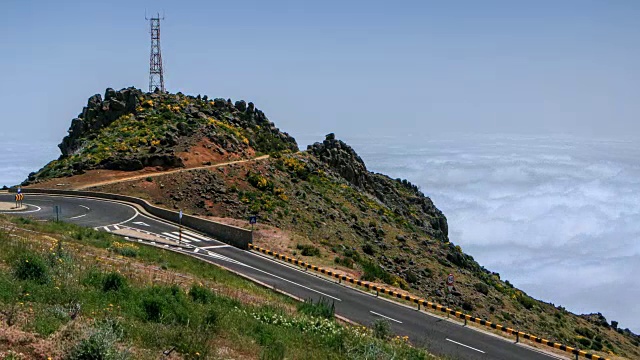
0, 217, 439, 359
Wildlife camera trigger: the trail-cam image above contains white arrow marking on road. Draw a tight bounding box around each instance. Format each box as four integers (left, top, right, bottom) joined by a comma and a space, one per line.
369, 311, 403, 324
132, 221, 151, 227
445, 338, 485, 354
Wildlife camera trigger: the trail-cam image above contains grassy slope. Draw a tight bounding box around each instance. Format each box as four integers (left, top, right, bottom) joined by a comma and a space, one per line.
94, 152, 639, 360
0, 216, 438, 360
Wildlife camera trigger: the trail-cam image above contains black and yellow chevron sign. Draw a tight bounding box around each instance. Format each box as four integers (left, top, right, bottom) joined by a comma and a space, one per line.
15, 193, 24, 202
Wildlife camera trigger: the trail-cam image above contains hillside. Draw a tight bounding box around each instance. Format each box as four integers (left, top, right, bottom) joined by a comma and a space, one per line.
24, 88, 640, 359
0, 216, 437, 359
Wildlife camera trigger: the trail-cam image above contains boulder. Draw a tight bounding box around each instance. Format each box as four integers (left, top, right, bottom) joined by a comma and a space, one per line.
235, 100, 247, 112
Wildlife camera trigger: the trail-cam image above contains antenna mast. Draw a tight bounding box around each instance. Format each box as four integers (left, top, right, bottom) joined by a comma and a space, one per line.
147, 13, 165, 93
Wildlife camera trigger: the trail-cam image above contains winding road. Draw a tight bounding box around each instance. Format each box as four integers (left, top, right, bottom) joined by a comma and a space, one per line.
0, 193, 563, 360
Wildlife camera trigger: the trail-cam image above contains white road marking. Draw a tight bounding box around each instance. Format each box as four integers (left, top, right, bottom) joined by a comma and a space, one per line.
132, 221, 150, 227
182, 230, 211, 241
199, 245, 231, 249
68, 213, 87, 219
113, 225, 120, 230
369, 311, 403, 324
0, 203, 42, 214
103, 226, 111, 232
194, 248, 200, 253
177, 233, 202, 242
197, 250, 342, 302
79, 205, 90, 210
445, 338, 485, 354
162, 232, 191, 243
114, 207, 140, 226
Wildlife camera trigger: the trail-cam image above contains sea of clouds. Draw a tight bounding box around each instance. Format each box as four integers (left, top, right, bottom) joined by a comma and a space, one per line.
0, 140, 59, 188
329, 134, 639, 333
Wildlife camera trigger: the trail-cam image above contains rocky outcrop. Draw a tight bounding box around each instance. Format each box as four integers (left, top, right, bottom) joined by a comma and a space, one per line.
59, 87, 142, 156
308, 134, 448, 242
307, 133, 371, 189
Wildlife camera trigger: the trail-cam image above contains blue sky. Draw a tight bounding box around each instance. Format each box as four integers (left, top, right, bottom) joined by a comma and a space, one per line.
1, 0, 639, 144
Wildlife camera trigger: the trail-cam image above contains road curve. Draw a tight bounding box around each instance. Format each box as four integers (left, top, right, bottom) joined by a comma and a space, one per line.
0, 193, 560, 360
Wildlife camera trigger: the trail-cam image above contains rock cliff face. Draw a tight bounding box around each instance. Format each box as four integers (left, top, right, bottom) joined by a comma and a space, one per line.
309, 134, 449, 242
59, 87, 142, 156
307, 133, 370, 189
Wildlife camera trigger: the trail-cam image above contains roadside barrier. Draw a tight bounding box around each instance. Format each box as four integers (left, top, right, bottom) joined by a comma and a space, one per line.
248, 243, 610, 360
15, 189, 253, 249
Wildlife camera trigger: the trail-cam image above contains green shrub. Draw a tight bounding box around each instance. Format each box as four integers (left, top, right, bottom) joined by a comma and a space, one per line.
109, 242, 138, 258
172, 325, 214, 359
361, 243, 375, 255
139, 286, 190, 324
13, 253, 49, 284
576, 336, 592, 348
372, 319, 391, 339
141, 296, 165, 322
65, 320, 129, 360
203, 308, 220, 328
462, 301, 474, 311
334, 256, 354, 268
360, 260, 393, 284
260, 340, 286, 360
404, 271, 418, 284
474, 282, 490, 295
189, 284, 214, 304
297, 297, 335, 319
515, 292, 536, 310
575, 326, 596, 339
102, 272, 127, 292
296, 244, 320, 257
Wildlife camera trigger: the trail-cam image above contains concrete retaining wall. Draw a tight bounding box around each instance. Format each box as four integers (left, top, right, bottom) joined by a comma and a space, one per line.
21, 188, 253, 249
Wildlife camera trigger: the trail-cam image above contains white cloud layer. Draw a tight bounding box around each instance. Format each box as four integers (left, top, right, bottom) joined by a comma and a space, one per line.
346, 134, 640, 333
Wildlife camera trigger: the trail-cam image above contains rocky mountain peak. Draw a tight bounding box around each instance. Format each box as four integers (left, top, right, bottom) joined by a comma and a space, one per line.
307, 133, 371, 189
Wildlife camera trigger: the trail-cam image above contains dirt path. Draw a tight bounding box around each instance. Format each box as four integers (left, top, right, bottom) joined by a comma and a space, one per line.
76, 155, 270, 190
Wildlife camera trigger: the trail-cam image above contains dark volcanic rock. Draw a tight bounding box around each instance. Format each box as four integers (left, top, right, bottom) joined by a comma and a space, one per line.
59, 87, 141, 156
307, 133, 371, 189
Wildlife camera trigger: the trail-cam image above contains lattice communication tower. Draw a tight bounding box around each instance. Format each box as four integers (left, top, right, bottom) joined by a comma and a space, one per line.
147, 13, 165, 93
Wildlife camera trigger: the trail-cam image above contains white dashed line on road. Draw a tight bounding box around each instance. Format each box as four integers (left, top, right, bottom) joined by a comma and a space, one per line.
199, 245, 231, 249
370, 311, 403, 324
445, 338, 485, 354
79, 205, 90, 210
68, 214, 87, 219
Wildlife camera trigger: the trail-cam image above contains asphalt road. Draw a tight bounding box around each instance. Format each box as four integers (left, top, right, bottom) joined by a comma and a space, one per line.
0, 193, 561, 360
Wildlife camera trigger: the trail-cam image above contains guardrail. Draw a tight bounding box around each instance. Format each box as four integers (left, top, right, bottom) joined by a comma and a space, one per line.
248, 244, 610, 360
16, 189, 253, 250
